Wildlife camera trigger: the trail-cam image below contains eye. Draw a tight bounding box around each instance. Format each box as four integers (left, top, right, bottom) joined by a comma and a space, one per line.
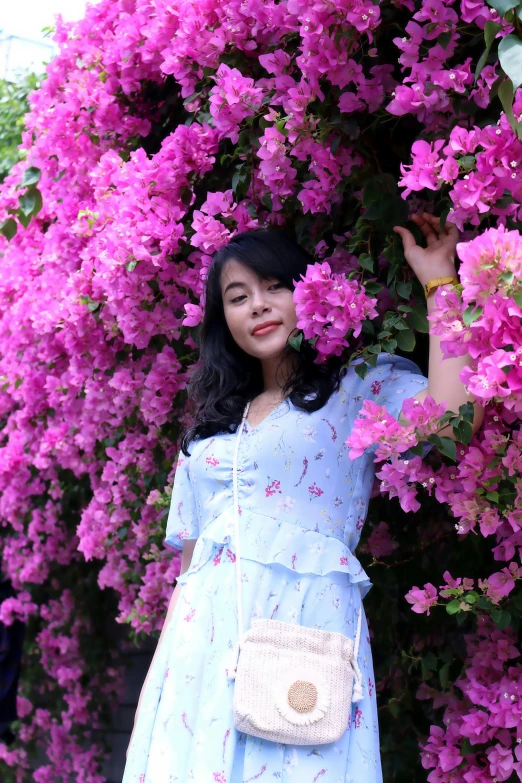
269, 282, 285, 290
230, 294, 246, 304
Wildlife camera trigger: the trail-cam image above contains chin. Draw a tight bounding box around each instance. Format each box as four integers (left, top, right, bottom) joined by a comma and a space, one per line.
246, 340, 288, 359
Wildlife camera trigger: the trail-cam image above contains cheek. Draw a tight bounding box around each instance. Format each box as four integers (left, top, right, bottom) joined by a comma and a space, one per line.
283, 293, 298, 328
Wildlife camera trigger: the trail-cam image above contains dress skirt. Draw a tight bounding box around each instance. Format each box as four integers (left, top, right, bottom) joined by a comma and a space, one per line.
123, 538, 382, 783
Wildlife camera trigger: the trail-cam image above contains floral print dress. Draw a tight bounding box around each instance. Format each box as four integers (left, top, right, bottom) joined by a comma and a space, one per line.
123, 352, 429, 783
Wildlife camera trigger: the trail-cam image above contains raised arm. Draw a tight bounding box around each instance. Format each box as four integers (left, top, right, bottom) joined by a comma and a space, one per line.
393, 212, 485, 440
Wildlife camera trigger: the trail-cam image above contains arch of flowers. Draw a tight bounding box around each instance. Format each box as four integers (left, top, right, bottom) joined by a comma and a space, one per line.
0, 0, 521, 780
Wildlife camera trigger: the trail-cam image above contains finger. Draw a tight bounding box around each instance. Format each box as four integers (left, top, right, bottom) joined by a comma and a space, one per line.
393, 226, 417, 255
421, 212, 442, 234
413, 213, 438, 246
443, 220, 459, 241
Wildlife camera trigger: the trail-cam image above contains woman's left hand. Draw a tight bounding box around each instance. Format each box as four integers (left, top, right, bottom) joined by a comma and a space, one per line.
392, 212, 459, 288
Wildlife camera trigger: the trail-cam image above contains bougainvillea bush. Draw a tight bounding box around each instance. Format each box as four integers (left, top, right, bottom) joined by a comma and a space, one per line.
0, 0, 522, 779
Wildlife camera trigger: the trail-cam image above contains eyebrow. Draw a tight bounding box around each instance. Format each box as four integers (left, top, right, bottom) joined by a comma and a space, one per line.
223, 281, 247, 295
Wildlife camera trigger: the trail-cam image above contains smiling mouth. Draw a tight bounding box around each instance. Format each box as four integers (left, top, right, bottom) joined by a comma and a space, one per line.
253, 323, 281, 336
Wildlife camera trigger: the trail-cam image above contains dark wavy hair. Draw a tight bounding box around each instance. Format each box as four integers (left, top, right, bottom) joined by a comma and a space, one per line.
180, 229, 345, 455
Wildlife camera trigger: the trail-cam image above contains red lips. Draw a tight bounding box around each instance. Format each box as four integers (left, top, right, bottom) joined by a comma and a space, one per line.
252, 320, 281, 335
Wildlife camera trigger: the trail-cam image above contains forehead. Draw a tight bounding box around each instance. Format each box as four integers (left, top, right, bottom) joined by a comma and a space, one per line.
220, 258, 273, 289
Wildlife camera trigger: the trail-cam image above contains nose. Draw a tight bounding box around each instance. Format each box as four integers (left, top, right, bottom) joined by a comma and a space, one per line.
250, 287, 271, 315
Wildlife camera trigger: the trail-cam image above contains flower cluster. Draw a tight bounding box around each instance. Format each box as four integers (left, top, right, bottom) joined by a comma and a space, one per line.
293, 261, 378, 361
420, 617, 522, 783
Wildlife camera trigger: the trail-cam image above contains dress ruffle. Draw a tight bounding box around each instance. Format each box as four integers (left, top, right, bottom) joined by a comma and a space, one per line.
176, 509, 372, 596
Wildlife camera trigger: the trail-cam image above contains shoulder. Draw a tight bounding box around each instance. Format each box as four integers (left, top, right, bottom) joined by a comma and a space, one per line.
341, 352, 424, 391
335, 353, 426, 418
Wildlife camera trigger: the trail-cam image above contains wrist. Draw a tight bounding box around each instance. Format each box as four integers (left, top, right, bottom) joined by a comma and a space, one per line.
424, 274, 459, 301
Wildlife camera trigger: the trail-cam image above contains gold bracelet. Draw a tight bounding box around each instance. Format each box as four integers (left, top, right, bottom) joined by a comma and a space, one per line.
424, 276, 459, 300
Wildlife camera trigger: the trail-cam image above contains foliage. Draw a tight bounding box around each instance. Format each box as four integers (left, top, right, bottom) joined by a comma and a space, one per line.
0, 72, 40, 184
0, 0, 521, 779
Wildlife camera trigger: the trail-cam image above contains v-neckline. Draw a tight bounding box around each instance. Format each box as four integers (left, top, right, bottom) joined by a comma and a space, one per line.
244, 398, 290, 432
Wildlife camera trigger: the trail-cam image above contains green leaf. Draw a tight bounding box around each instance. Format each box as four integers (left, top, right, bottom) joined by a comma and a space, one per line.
459, 401, 476, 422
439, 205, 451, 232
182, 91, 200, 106
0, 218, 17, 240
32, 188, 43, 216
408, 305, 429, 333
358, 253, 375, 272
446, 599, 461, 615
475, 21, 503, 82
387, 698, 400, 719
363, 281, 383, 296
363, 193, 410, 230
21, 166, 41, 188
486, 490, 500, 503
462, 305, 483, 326
19, 192, 37, 217
126, 260, 138, 272
498, 78, 522, 139
17, 211, 32, 229
453, 419, 473, 445
396, 281, 412, 299
427, 435, 457, 461
288, 332, 303, 352
362, 175, 396, 207
499, 35, 522, 90
407, 443, 426, 457
439, 662, 451, 689
438, 31, 452, 49
423, 652, 438, 672
382, 338, 397, 352
457, 155, 476, 172
486, 0, 520, 14
486, 0, 520, 13
18, 187, 43, 220
261, 193, 273, 211
354, 362, 369, 380
395, 328, 416, 352
491, 609, 511, 629
330, 135, 341, 155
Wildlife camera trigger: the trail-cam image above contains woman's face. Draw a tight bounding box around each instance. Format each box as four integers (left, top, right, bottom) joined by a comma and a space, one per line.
220, 258, 298, 360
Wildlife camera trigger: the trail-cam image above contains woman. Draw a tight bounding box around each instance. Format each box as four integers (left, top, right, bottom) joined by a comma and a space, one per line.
123, 213, 484, 782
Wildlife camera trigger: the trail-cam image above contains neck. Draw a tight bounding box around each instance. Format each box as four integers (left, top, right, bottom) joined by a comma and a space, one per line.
260, 354, 295, 394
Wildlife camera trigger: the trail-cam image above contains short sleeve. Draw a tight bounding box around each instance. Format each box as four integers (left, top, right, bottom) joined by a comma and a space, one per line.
350, 352, 432, 457
358, 352, 429, 421
164, 453, 200, 550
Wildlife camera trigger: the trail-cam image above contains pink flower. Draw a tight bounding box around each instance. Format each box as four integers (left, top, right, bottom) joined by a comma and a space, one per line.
487, 744, 513, 782
182, 303, 203, 327
405, 583, 439, 615
293, 261, 378, 362
486, 569, 516, 602
366, 522, 398, 558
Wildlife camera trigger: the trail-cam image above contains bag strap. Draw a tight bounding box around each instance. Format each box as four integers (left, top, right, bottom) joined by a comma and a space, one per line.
232, 401, 250, 644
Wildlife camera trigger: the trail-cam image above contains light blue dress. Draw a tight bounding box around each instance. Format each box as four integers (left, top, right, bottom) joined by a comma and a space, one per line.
123, 353, 429, 783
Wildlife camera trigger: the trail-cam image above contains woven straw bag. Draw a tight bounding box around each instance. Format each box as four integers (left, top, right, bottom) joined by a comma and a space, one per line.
227, 401, 364, 746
